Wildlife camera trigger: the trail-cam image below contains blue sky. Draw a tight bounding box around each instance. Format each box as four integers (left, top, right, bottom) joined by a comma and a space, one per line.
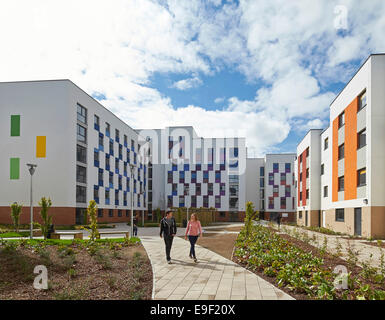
1, 0, 384, 157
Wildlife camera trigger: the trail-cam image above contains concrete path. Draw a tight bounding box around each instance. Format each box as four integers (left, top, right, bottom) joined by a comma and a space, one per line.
141, 235, 294, 300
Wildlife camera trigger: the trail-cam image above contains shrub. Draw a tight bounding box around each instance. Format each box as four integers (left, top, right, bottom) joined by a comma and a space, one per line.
38, 197, 53, 239
10, 202, 23, 232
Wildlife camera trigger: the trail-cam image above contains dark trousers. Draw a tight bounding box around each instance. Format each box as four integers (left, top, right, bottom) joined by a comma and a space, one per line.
133, 226, 138, 236
188, 235, 198, 258
163, 235, 174, 261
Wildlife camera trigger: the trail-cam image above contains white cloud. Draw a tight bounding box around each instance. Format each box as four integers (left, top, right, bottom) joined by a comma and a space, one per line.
214, 97, 225, 104
171, 76, 203, 90
0, 0, 384, 156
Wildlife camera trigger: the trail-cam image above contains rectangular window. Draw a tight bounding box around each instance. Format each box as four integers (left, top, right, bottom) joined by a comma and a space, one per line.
285, 163, 291, 173
336, 209, 345, 222
98, 169, 103, 185
98, 209, 103, 218
338, 144, 345, 160
338, 112, 345, 128
203, 196, 209, 208
324, 137, 329, 150
306, 168, 309, 178
299, 211, 303, 219
168, 171, 173, 183
98, 134, 104, 148
285, 185, 291, 197
115, 129, 120, 141
260, 167, 265, 176
109, 209, 113, 217
94, 187, 99, 202
76, 165, 87, 183
124, 134, 128, 146
106, 122, 110, 136
77, 104, 87, 124
268, 197, 274, 209
119, 145, 123, 159
260, 178, 265, 188
338, 176, 345, 192
229, 184, 238, 196
273, 163, 279, 173
94, 115, 100, 127
94, 151, 99, 165
273, 185, 279, 194
229, 175, 239, 183
131, 139, 135, 151
10, 115, 20, 137
306, 148, 309, 157
105, 189, 110, 202
358, 129, 366, 149
115, 158, 119, 173
358, 90, 367, 111
324, 186, 328, 198
77, 145, 87, 164
77, 124, 87, 143
76, 185, 86, 203
306, 189, 309, 199
357, 168, 366, 187
109, 172, 113, 186
280, 197, 286, 209
321, 164, 324, 175
10, 158, 20, 180
196, 183, 201, 195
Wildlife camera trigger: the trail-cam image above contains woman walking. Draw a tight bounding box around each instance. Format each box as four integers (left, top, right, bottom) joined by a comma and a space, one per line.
185, 213, 202, 263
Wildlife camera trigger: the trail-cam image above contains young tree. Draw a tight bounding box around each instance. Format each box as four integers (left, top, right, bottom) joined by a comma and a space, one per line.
85, 200, 99, 241
10, 202, 22, 232
38, 197, 53, 240
244, 201, 258, 239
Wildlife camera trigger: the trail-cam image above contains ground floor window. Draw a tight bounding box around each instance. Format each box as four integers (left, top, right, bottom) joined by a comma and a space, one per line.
335, 208, 345, 222
299, 211, 302, 219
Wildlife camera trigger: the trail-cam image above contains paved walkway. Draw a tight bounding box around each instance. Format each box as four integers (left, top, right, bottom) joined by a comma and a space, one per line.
141, 235, 294, 300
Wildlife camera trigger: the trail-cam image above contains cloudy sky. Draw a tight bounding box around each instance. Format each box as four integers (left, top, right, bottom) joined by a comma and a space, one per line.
1, 0, 384, 157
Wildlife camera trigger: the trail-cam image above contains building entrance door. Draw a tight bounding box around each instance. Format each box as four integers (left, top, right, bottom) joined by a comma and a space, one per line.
354, 208, 362, 236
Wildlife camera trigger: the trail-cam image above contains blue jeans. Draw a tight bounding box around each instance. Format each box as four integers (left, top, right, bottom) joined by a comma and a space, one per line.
188, 235, 198, 258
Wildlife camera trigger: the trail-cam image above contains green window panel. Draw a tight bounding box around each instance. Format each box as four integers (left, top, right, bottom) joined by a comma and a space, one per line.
10, 115, 20, 137
10, 158, 20, 180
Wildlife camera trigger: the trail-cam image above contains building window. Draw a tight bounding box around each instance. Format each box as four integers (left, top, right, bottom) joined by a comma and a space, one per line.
229, 197, 238, 209
324, 137, 329, 150
98, 169, 103, 185
268, 197, 274, 209
98, 209, 103, 218
260, 178, 265, 188
77, 124, 87, 143
118, 210, 122, 217
119, 145, 123, 159
77, 144, 87, 164
338, 112, 345, 128
306, 148, 309, 157
358, 129, 366, 149
124, 134, 128, 146
299, 211, 303, 219
321, 164, 324, 175
306, 189, 309, 199
335, 209, 345, 222
357, 168, 366, 187
196, 183, 201, 195
115, 129, 120, 141
358, 90, 367, 111
94, 187, 99, 202
131, 139, 135, 151
94, 115, 100, 127
273, 185, 279, 194
76, 165, 87, 184
109, 141, 114, 155
115, 158, 119, 173
77, 104, 87, 124
324, 186, 328, 198
99, 134, 104, 148
106, 122, 110, 136
105, 154, 110, 169
338, 176, 345, 192
273, 163, 279, 173
109, 209, 113, 217
306, 168, 309, 178
285, 163, 291, 173
229, 175, 239, 183
94, 151, 99, 166
260, 167, 265, 176
109, 172, 113, 186
338, 144, 345, 160
229, 184, 238, 197
105, 189, 110, 204
280, 197, 286, 209
76, 185, 86, 203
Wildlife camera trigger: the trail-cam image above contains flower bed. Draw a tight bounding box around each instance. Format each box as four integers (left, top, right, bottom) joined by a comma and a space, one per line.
233, 225, 385, 300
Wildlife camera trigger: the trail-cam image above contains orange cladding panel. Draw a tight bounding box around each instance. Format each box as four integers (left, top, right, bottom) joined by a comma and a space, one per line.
332, 118, 339, 202
345, 98, 358, 200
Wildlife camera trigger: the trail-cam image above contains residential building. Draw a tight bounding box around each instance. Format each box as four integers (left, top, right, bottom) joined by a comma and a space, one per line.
0, 80, 148, 225
296, 54, 385, 238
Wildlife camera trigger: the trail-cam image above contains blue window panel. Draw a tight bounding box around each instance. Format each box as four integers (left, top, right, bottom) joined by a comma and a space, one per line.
115, 168, 119, 174
144, 165, 146, 174
116, 136, 120, 143
172, 190, 177, 196
220, 164, 225, 171
260, 178, 264, 188
172, 164, 177, 171
179, 171, 185, 179
94, 160, 100, 167
273, 163, 279, 173
208, 164, 213, 171
131, 145, 135, 152
106, 129, 110, 137
115, 200, 119, 206
99, 145, 104, 152
105, 199, 110, 205
260, 167, 265, 176
94, 123, 100, 131
140, 163, 143, 169
196, 164, 201, 171
192, 172, 197, 179
229, 160, 238, 168
124, 201, 127, 206
233, 147, 239, 157
106, 165, 110, 171
203, 172, 209, 179
285, 163, 291, 173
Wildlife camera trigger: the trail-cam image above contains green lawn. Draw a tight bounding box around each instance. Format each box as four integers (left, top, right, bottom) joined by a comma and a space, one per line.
0, 232, 30, 238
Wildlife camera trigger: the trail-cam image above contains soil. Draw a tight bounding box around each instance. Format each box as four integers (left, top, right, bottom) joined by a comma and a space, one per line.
206, 226, 243, 232
0, 242, 152, 300
232, 227, 385, 300
363, 241, 385, 249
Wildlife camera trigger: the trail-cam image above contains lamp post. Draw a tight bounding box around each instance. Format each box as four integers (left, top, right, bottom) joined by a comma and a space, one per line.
26, 163, 37, 239
129, 164, 136, 238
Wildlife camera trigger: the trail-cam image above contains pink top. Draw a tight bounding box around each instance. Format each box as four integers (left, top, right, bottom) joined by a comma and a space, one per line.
185, 220, 202, 236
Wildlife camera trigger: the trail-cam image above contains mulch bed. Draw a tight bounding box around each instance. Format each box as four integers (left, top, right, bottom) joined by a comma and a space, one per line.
363, 242, 385, 249
232, 227, 385, 300
0, 242, 152, 300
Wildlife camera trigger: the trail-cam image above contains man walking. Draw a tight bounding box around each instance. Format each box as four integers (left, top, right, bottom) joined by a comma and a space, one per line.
160, 209, 177, 264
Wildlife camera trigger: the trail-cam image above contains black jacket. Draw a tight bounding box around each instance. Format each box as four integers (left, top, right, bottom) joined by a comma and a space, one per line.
160, 217, 177, 237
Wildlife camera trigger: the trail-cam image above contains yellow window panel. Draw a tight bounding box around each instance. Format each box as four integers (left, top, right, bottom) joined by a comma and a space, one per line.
36, 136, 46, 158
